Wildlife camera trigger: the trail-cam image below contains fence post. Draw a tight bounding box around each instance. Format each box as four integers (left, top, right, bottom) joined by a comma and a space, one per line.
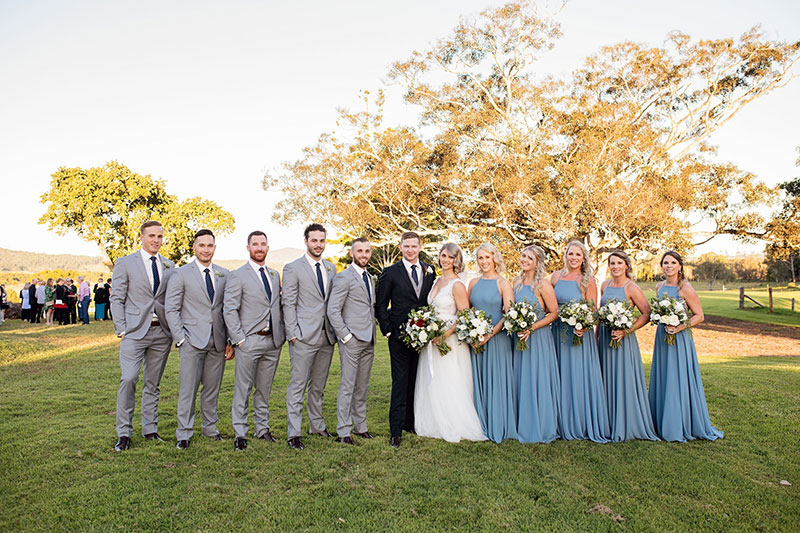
739, 287, 745, 309
792, 298, 795, 312
768, 286, 774, 313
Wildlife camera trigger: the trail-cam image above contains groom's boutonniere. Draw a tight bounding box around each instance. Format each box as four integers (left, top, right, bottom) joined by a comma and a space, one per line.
214, 271, 224, 279
326, 264, 332, 273
424, 264, 434, 276
162, 260, 171, 269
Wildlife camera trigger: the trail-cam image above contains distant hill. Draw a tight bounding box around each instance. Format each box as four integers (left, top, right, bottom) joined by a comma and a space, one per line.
0, 247, 307, 274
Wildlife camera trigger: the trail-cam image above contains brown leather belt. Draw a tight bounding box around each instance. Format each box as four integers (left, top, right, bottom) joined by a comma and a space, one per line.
255, 329, 271, 336
150, 320, 160, 327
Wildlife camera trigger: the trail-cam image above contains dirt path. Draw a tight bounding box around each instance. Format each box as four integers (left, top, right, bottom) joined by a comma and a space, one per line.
637, 315, 800, 357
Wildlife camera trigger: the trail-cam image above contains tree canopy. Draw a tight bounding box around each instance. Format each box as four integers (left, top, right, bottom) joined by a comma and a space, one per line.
40, 161, 235, 270
265, 1, 798, 267
765, 149, 800, 282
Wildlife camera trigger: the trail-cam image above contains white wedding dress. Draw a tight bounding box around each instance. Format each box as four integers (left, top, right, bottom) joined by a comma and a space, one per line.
414, 278, 487, 442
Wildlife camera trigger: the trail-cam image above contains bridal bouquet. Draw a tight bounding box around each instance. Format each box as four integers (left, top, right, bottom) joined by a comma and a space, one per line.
402, 305, 450, 355
649, 295, 689, 345
503, 300, 539, 351
597, 299, 635, 349
559, 299, 597, 346
455, 307, 493, 354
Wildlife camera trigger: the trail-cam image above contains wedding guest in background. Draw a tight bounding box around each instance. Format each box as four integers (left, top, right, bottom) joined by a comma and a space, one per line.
512, 245, 561, 444
78, 276, 91, 325
649, 251, 723, 442
65, 278, 78, 324
597, 250, 658, 442
282, 223, 337, 450
28, 280, 39, 323
54, 279, 68, 325
94, 277, 109, 321
550, 240, 610, 443
35, 280, 46, 323
20, 283, 31, 322
44, 278, 55, 326
0, 284, 7, 325
468, 242, 516, 443
105, 278, 113, 319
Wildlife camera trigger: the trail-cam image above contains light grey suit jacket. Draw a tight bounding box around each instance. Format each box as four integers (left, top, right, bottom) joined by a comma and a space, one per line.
223, 263, 284, 349
165, 262, 229, 351
326, 265, 376, 344
282, 256, 336, 345
110, 251, 175, 340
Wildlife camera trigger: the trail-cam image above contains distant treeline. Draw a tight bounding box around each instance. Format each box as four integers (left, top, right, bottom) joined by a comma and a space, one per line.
0, 247, 107, 273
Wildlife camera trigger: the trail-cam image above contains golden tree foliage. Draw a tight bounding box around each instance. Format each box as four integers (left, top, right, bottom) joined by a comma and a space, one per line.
40, 161, 235, 269
265, 1, 798, 265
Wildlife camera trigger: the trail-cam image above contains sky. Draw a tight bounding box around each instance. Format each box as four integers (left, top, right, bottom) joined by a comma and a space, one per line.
1, 0, 798, 261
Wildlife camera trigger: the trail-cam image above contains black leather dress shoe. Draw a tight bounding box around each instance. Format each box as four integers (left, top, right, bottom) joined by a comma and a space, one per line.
311, 429, 333, 438
336, 436, 356, 445
353, 431, 374, 439
257, 430, 276, 442
390, 436, 401, 448
144, 432, 165, 442
288, 437, 304, 450
176, 440, 190, 449
114, 436, 131, 452
234, 437, 247, 451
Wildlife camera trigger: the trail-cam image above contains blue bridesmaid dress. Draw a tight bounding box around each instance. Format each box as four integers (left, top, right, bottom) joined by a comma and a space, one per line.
470, 278, 517, 443
648, 284, 723, 442
513, 284, 560, 443
597, 283, 659, 442
551, 278, 610, 443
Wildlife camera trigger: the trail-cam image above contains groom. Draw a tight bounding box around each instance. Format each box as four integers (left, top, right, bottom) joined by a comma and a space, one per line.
375, 231, 435, 447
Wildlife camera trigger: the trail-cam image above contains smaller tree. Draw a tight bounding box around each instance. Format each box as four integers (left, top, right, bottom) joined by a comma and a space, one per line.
40, 161, 235, 270
765, 151, 800, 283
692, 253, 732, 290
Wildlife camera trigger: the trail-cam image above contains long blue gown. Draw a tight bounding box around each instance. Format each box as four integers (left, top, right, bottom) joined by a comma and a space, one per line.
648, 284, 723, 442
551, 279, 610, 443
513, 284, 560, 443
597, 283, 659, 442
470, 278, 517, 443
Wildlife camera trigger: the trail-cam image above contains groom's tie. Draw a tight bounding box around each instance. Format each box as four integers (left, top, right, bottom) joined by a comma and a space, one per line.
411, 264, 421, 297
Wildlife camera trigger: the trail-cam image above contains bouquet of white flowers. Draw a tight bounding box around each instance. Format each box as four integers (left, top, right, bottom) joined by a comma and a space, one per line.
455, 307, 493, 354
402, 306, 450, 355
503, 300, 539, 351
597, 298, 635, 349
649, 295, 689, 345
559, 299, 597, 346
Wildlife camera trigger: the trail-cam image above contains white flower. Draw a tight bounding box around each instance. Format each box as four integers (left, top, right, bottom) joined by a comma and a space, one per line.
659, 317, 669, 324
519, 321, 527, 328
652, 313, 660, 322
675, 301, 684, 311
567, 317, 577, 326
575, 323, 583, 331
508, 309, 518, 319
668, 315, 680, 326
419, 331, 428, 342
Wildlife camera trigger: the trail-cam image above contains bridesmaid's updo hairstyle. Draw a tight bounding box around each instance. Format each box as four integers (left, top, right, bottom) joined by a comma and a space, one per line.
563, 240, 594, 293
660, 250, 686, 288
438, 242, 465, 274
515, 245, 547, 291
608, 250, 634, 280
475, 242, 506, 274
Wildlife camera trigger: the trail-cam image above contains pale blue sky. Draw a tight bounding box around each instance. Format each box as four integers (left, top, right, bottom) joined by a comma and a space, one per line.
1, 0, 798, 260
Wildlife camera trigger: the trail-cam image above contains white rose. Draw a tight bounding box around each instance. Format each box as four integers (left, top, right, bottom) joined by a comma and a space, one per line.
567, 317, 577, 326
471, 318, 481, 327
675, 302, 685, 311
651, 313, 660, 322
668, 315, 680, 326
575, 323, 583, 331
659, 317, 669, 324
419, 331, 428, 342
508, 309, 518, 319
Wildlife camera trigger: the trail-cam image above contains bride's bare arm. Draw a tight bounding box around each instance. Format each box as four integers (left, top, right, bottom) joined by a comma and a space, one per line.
439, 281, 468, 340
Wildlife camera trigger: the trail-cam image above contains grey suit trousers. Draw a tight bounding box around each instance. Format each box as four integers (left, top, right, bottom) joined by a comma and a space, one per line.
175, 337, 226, 440
336, 338, 374, 437
231, 334, 282, 439
286, 338, 334, 438
116, 325, 172, 437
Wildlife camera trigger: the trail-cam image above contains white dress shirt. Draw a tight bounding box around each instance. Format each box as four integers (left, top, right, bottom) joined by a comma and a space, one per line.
305, 253, 329, 294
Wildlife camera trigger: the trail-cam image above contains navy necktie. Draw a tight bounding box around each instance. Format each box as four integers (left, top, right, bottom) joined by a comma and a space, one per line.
362, 270, 371, 302
411, 264, 419, 287
315, 262, 325, 298
150, 256, 160, 295
259, 267, 272, 300
204, 268, 214, 302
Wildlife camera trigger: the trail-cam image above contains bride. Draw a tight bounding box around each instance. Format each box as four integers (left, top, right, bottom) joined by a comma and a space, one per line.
414, 243, 487, 442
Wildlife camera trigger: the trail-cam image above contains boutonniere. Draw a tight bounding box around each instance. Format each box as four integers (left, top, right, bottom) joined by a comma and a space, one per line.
326, 264, 332, 273
162, 261, 171, 269
424, 264, 434, 276
214, 271, 224, 279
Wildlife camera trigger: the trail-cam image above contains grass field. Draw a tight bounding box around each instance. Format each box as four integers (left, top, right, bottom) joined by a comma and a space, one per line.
0, 319, 798, 532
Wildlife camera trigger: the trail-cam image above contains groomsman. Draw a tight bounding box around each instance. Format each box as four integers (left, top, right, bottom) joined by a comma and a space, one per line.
223, 231, 285, 451
327, 238, 376, 445
165, 229, 234, 449
110, 221, 175, 451
376, 231, 435, 447
282, 223, 336, 450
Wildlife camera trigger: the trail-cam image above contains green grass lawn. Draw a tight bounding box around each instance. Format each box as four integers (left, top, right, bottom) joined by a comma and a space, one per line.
638, 287, 800, 328
1, 320, 798, 532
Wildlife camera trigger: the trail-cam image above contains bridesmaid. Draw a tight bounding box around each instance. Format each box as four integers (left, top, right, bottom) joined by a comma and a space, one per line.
550, 240, 610, 443
597, 250, 659, 442
649, 251, 723, 442
468, 242, 516, 443
512, 245, 561, 443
